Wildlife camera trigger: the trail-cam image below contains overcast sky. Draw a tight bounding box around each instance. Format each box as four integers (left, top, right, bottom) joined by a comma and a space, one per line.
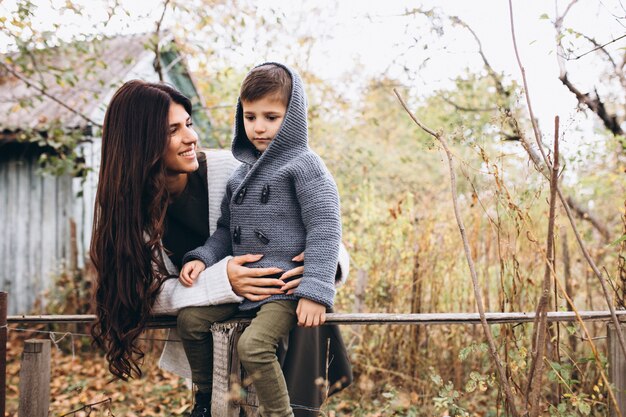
1, 0, 624, 151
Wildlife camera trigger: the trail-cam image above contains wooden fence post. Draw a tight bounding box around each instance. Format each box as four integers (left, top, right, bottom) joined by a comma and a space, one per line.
608, 322, 626, 417
0, 292, 7, 417
211, 322, 258, 417
18, 339, 51, 417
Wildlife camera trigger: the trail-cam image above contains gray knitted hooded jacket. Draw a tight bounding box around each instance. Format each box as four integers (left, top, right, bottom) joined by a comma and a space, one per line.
183, 63, 341, 310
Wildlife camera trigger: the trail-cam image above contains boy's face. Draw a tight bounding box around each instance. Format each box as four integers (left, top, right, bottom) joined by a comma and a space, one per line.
241, 95, 287, 153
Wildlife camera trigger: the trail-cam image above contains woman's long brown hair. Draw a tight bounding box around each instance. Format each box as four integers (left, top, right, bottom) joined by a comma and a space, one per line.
90, 80, 193, 380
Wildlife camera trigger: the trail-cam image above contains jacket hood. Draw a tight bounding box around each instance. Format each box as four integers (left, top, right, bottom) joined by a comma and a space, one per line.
232, 62, 309, 167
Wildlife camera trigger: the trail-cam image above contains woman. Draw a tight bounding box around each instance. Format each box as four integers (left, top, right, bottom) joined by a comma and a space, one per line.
90, 80, 351, 416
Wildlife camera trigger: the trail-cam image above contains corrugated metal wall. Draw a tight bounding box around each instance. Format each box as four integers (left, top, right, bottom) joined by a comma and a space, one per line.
73, 140, 100, 272
0, 140, 98, 314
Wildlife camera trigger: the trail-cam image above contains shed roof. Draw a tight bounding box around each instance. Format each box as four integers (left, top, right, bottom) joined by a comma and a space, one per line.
0, 33, 173, 131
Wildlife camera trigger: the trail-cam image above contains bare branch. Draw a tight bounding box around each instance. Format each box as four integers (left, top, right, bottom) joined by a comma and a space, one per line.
526, 116, 560, 417
558, 74, 624, 136
485, 121, 622, 415
576, 32, 619, 68
450, 16, 509, 99
0, 60, 101, 128
554, 1, 625, 138
565, 196, 611, 242
508, 0, 626, 367
568, 33, 626, 61
394, 88, 521, 417
508, 115, 549, 177
0, 26, 47, 88
393, 92, 438, 138
554, 0, 580, 29
441, 95, 498, 112
508, 1, 550, 170
24, 48, 46, 88
153, 0, 171, 82
453, 12, 613, 263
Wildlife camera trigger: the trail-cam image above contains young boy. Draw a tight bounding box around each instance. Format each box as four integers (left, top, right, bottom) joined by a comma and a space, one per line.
178, 62, 341, 417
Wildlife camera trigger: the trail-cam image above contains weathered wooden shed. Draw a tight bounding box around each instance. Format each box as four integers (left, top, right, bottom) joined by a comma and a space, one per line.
0, 33, 210, 314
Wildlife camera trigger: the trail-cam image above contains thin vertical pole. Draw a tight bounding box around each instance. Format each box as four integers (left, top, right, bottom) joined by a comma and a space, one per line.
0, 292, 7, 417
609, 322, 626, 417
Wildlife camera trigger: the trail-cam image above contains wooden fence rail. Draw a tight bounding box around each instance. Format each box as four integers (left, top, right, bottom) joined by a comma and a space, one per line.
7, 309, 626, 327
3, 301, 626, 416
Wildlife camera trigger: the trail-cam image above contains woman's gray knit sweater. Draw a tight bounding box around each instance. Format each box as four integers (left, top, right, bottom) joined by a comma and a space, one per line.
183, 63, 341, 310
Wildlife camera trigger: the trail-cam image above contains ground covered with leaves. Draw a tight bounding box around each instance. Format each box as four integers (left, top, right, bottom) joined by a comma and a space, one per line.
5, 328, 192, 416
5, 322, 610, 417
5, 327, 403, 417
5, 327, 428, 417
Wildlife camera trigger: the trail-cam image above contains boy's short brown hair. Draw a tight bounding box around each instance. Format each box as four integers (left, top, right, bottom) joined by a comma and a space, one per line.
240, 64, 292, 106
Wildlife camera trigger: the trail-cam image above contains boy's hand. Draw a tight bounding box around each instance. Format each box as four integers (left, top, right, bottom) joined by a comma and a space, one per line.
179, 260, 206, 287
296, 298, 326, 327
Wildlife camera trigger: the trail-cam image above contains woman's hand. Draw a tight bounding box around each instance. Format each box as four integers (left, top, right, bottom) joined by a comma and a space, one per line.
227, 254, 286, 302
279, 252, 304, 294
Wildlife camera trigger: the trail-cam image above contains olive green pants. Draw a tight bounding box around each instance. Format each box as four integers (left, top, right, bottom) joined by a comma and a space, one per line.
177, 303, 240, 393
177, 300, 298, 417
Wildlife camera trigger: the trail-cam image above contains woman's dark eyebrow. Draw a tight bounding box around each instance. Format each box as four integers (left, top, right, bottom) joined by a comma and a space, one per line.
169, 118, 190, 128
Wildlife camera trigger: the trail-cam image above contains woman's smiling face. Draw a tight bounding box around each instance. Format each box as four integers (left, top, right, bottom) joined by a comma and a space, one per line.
163, 102, 199, 174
